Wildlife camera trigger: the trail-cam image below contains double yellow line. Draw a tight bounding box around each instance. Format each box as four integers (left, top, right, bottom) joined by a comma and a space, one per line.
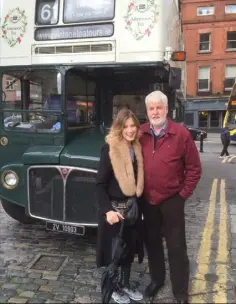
191, 179, 229, 303
222, 155, 236, 163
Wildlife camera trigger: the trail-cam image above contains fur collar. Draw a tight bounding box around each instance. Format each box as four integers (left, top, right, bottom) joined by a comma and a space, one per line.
107, 138, 144, 197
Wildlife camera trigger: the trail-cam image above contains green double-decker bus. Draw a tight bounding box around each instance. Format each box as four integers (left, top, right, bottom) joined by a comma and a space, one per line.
0, 0, 185, 235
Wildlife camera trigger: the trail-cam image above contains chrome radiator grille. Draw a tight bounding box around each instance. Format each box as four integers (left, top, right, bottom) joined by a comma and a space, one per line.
28, 166, 97, 225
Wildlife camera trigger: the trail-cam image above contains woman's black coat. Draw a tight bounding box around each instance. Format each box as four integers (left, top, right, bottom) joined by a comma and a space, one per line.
96, 143, 144, 268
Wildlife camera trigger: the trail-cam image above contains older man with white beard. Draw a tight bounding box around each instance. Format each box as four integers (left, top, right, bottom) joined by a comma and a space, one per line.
140, 91, 202, 304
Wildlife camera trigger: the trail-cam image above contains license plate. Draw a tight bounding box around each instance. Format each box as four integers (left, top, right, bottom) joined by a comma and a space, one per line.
46, 222, 85, 236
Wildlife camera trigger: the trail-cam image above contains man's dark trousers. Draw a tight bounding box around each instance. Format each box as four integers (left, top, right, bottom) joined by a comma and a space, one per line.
220, 140, 230, 157
142, 194, 189, 301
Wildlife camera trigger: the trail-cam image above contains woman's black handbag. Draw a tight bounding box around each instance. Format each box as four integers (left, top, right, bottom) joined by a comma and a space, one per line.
111, 197, 138, 226
101, 220, 126, 304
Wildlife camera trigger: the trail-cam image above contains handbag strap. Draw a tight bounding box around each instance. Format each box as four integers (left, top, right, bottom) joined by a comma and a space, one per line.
118, 219, 125, 238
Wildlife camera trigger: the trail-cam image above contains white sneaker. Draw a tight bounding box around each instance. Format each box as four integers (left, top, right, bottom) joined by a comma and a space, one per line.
219, 156, 224, 159
123, 287, 143, 301
112, 289, 130, 304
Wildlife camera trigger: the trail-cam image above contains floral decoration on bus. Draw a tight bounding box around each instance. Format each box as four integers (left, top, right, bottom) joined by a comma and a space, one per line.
124, 0, 159, 40
1, 7, 27, 47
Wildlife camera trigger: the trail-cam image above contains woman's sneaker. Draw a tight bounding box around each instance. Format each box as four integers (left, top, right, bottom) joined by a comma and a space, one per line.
111, 289, 130, 304
123, 287, 143, 301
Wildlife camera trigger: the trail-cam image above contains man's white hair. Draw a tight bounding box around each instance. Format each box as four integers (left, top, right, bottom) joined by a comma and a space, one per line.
145, 90, 168, 107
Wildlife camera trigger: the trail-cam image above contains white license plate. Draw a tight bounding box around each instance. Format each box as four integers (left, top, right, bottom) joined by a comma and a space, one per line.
46, 222, 85, 235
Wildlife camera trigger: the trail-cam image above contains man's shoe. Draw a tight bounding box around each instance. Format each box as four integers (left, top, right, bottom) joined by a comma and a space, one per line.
144, 282, 164, 298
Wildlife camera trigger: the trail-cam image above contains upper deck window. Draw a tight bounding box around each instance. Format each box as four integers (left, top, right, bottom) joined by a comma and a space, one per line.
197, 6, 214, 16
63, 0, 115, 23
35, 0, 59, 25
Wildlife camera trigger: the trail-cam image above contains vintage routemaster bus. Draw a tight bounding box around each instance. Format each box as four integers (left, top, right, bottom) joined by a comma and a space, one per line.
0, 0, 186, 235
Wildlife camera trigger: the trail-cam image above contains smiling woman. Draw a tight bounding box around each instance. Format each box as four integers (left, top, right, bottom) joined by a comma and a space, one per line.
96, 108, 144, 303
107, 108, 140, 143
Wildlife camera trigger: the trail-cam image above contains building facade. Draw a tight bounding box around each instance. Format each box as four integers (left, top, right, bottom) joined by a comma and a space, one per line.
181, 0, 236, 130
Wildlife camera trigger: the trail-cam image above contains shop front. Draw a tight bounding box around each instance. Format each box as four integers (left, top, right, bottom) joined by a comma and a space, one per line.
185, 98, 228, 130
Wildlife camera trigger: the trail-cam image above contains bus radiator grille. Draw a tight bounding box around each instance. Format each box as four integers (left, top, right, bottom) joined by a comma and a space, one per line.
28, 166, 97, 224
28, 167, 64, 220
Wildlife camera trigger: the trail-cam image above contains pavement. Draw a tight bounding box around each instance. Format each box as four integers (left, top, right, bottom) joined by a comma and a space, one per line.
1, 134, 236, 303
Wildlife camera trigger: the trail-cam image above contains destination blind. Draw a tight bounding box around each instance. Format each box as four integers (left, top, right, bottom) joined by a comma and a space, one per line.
63, 0, 115, 23
35, 0, 115, 41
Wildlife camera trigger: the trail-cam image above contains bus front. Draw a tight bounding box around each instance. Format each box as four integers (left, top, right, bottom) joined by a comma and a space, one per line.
0, 0, 185, 234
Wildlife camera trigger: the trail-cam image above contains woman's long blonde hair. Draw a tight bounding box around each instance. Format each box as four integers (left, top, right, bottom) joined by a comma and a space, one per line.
105, 108, 141, 143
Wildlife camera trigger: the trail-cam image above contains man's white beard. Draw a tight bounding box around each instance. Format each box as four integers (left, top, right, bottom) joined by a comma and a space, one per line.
150, 117, 167, 128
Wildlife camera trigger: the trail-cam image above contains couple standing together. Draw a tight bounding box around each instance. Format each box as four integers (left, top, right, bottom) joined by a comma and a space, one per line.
96, 90, 202, 303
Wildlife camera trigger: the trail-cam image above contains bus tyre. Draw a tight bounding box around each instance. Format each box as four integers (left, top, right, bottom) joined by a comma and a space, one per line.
1, 199, 35, 224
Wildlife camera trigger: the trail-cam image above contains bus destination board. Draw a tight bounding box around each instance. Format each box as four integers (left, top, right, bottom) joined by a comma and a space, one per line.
35, 0, 59, 25
35, 23, 114, 41
63, 0, 115, 23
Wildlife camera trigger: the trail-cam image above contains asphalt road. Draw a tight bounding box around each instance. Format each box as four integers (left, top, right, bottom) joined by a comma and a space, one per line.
1, 135, 236, 303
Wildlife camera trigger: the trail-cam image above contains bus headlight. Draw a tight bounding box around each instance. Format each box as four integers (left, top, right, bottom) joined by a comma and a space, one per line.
1, 171, 19, 189
0, 137, 8, 146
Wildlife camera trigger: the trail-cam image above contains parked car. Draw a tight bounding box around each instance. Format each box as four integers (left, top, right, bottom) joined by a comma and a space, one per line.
181, 123, 207, 141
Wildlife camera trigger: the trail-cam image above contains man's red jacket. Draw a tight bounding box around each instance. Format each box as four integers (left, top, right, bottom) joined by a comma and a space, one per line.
140, 119, 202, 205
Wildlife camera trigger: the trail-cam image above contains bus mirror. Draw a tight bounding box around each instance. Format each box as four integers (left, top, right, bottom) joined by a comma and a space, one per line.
171, 51, 186, 61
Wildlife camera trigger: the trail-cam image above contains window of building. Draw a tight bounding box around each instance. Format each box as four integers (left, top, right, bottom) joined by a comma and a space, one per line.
199, 111, 208, 128
198, 67, 210, 91
224, 65, 236, 91
210, 111, 220, 127
227, 32, 236, 50
199, 33, 211, 52
185, 113, 194, 126
225, 5, 236, 14
197, 6, 214, 16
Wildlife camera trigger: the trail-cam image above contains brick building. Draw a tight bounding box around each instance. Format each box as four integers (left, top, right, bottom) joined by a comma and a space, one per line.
181, 0, 236, 130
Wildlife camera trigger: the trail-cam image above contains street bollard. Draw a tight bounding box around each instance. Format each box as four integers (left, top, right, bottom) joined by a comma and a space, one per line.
199, 132, 204, 153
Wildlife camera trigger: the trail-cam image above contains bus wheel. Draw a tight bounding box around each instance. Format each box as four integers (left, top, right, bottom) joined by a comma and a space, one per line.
1, 200, 35, 224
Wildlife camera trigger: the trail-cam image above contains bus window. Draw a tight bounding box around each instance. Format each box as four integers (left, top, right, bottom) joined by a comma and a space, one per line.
2, 69, 62, 133
113, 95, 147, 123
65, 69, 95, 127
228, 111, 236, 124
